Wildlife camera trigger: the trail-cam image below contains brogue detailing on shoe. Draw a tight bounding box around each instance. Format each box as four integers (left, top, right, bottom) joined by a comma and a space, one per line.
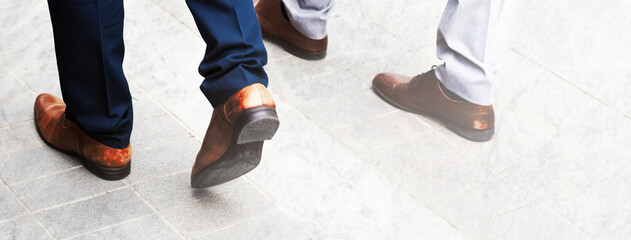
84, 144, 132, 167
222, 103, 236, 126
60, 113, 72, 128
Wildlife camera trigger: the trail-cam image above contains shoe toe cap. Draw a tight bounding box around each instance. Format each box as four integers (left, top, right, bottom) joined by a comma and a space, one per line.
35, 93, 64, 109
372, 72, 411, 92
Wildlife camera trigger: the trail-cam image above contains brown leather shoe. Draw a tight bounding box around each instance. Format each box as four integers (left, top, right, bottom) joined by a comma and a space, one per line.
372, 70, 495, 142
254, 0, 327, 60
34, 94, 131, 180
191, 83, 279, 188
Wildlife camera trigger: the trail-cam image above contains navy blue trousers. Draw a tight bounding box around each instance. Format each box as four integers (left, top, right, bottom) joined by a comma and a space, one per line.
47, 0, 268, 149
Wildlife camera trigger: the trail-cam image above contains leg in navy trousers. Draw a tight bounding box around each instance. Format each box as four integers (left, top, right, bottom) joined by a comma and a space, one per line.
35, 0, 279, 185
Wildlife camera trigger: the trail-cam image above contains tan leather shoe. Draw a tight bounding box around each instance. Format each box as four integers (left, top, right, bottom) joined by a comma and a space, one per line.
372, 70, 495, 142
254, 0, 327, 60
34, 93, 131, 180
191, 83, 279, 188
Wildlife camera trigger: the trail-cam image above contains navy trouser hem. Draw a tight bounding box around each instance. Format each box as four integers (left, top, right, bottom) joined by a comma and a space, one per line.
200, 65, 269, 107
66, 113, 133, 150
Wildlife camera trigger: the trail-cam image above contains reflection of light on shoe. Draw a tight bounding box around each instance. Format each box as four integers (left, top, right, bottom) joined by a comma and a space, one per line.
372, 70, 495, 142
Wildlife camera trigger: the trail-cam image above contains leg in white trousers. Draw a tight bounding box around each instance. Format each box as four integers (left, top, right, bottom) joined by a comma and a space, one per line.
281, 0, 334, 40
434, 0, 505, 106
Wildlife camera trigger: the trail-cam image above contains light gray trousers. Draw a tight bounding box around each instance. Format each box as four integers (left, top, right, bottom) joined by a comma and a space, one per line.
282, 0, 334, 40
434, 0, 504, 106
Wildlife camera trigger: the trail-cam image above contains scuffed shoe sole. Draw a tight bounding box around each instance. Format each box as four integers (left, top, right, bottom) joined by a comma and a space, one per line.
191, 106, 280, 188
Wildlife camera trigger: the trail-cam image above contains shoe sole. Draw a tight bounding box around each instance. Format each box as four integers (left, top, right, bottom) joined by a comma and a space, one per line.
371, 82, 494, 142
33, 111, 131, 180
262, 33, 327, 60
191, 106, 280, 188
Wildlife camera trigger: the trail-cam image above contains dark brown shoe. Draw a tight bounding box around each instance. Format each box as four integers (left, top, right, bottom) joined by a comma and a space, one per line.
254, 0, 327, 60
34, 93, 131, 180
191, 83, 280, 188
372, 70, 495, 142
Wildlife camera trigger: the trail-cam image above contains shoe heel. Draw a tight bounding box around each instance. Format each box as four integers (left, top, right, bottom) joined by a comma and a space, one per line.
235, 106, 280, 144
446, 123, 494, 142
262, 33, 327, 61
84, 161, 131, 181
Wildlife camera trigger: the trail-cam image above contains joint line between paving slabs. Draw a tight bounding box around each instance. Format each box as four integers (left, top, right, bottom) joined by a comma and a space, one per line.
9, 166, 83, 187
0, 59, 37, 94
1, 178, 56, 239
29, 185, 131, 215
123, 179, 188, 240
125, 79, 203, 141
148, 0, 203, 40
62, 214, 157, 240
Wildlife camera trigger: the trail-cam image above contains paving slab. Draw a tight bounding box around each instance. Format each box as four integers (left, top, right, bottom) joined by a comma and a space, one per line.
69, 214, 182, 240
35, 189, 153, 239
0, 215, 51, 240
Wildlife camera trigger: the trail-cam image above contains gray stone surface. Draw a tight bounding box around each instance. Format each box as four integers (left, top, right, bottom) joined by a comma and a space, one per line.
0, 17, 54, 89
148, 0, 198, 32
426, 178, 532, 229
122, 0, 190, 69
0, 120, 44, 157
362, 132, 500, 204
0, 147, 80, 185
326, 6, 411, 67
160, 186, 275, 239
461, 204, 580, 240
0, 215, 51, 240
126, 136, 199, 184
134, 171, 250, 211
332, 110, 433, 154
270, 69, 369, 108
0, 67, 35, 128
541, 176, 631, 237
0, 184, 26, 222
129, 83, 169, 122
69, 215, 181, 240
35, 189, 153, 239
248, 100, 466, 240
299, 90, 397, 130
10, 168, 125, 211
130, 114, 192, 152
193, 209, 314, 240
264, 56, 341, 91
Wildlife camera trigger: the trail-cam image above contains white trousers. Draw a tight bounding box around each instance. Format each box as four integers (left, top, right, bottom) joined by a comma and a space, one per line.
282, 0, 334, 40
434, 0, 504, 106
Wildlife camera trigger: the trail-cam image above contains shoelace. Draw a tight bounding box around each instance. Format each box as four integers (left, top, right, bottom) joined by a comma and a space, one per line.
410, 66, 436, 88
